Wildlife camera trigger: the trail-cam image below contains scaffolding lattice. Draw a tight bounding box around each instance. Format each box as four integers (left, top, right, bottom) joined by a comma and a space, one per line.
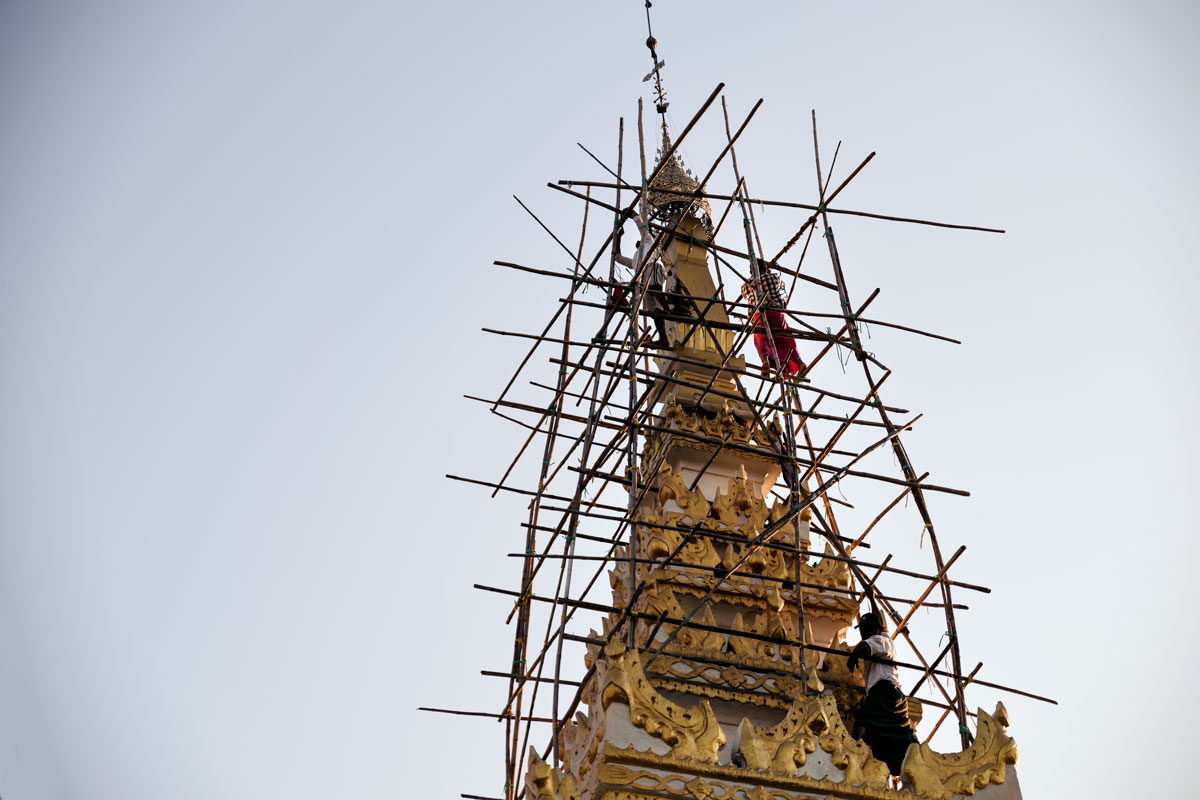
426, 84, 1053, 800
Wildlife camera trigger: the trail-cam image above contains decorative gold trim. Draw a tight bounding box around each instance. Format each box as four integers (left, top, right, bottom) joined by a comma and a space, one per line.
598, 641, 727, 763
711, 467, 772, 531
648, 133, 714, 224
728, 608, 800, 664
903, 703, 1019, 798
599, 742, 903, 800
648, 676, 792, 711
655, 459, 713, 520
525, 748, 581, 800
645, 657, 802, 702
738, 694, 891, 788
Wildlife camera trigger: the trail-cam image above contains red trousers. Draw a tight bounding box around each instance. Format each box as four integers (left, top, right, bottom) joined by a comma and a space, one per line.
752, 309, 804, 376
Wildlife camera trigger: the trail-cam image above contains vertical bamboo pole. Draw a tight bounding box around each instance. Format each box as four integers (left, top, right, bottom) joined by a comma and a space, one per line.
721, 96, 809, 692
810, 110, 972, 748
551, 119, 624, 769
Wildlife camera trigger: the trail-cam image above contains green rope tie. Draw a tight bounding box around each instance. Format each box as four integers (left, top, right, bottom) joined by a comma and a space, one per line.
818, 203, 827, 213
548, 404, 558, 414
681, 615, 691, 626
823, 230, 833, 239
958, 725, 971, 736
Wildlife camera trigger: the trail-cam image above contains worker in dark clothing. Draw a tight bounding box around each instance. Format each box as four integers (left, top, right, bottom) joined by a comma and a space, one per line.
845, 612, 918, 777
611, 221, 699, 349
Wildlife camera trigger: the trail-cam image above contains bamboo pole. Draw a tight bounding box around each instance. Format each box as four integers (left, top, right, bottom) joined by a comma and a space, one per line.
557, 179, 1005, 234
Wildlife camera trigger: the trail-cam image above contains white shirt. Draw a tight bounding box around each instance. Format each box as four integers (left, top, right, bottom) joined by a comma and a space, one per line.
863, 634, 901, 692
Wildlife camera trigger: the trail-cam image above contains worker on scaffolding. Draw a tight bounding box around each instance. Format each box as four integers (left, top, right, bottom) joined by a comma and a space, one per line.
741, 264, 804, 376
845, 611, 918, 778
611, 216, 696, 348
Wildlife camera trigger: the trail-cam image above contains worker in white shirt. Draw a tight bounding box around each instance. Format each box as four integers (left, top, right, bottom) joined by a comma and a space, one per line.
845, 611, 918, 777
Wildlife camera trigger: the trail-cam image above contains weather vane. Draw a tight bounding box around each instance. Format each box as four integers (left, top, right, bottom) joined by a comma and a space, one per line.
642, 1, 670, 137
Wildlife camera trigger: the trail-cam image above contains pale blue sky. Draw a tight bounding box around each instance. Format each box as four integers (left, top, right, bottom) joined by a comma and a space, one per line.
1, 2, 1197, 798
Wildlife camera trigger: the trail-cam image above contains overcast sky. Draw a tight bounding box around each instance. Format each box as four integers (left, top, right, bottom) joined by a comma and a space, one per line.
1, 2, 1197, 799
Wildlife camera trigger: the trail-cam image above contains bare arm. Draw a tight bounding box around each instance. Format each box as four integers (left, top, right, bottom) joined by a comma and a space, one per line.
845, 641, 873, 673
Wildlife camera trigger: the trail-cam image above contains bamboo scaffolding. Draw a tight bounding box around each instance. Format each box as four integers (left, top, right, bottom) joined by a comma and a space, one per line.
557, 180, 1005, 235
496, 555, 969, 610
518, 604, 1056, 706
441, 76, 1053, 800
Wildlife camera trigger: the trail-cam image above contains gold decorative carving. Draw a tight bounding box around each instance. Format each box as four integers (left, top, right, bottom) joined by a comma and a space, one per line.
558, 707, 604, 783
525, 748, 581, 800
907, 697, 924, 729
648, 134, 714, 224
596, 765, 718, 800
598, 641, 727, 763
600, 742, 904, 800
684, 775, 715, 799
646, 657, 802, 700
655, 461, 711, 521
736, 694, 890, 788
804, 543, 852, 589
659, 570, 858, 625
647, 676, 791, 711
903, 703, 1019, 798
728, 609, 799, 664
736, 701, 816, 775
639, 579, 724, 652
712, 467, 770, 530
637, 464, 722, 568
662, 398, 757, 447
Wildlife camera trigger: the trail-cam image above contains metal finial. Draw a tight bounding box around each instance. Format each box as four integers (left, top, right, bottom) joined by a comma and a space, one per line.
642, 0, 669, 120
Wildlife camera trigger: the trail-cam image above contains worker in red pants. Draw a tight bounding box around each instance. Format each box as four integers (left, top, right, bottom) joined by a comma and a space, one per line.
741, 267, 804, 376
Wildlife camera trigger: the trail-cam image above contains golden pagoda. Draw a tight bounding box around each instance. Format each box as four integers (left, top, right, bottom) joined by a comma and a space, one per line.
444, 19, 1046, 800
520, 149, 1023, 800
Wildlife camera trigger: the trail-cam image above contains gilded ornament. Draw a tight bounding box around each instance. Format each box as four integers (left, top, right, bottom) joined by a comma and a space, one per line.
526, 748, 582, 800
902, 703, 1018, 798
735, 694, 890, 788
684, 775, 715, 799
598, 640, 727, 763
648, 133, 714, 226
736, 700, 818, 774
711, 467, 771, 530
